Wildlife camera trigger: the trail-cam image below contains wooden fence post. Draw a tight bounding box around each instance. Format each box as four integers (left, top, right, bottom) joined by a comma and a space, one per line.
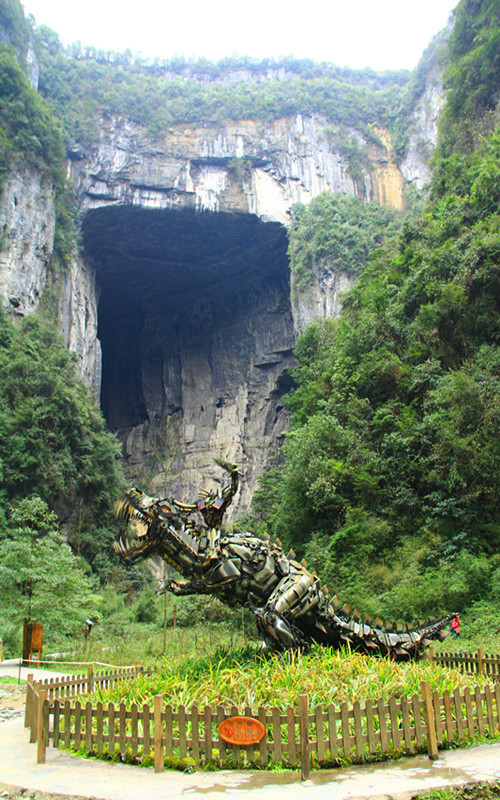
421, 681, 438, 760
87, 666, 94, 693
24, 673, 34, 729
477, 648, 484, 677
30, 684, 39, 743
299, 694, 310, 781
37, 690, 48, 764
154, 694, 164, 773
428, 645, 434, 665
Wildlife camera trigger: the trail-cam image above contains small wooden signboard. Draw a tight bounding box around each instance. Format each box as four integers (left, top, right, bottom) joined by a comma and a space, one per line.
218, 716, 266, 745
22, 619, 43, 666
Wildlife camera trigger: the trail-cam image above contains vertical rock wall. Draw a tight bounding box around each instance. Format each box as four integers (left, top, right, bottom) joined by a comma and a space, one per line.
0, 167, 55, 315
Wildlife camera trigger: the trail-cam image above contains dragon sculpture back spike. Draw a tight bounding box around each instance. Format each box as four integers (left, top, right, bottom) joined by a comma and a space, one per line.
114, 460, 456, 660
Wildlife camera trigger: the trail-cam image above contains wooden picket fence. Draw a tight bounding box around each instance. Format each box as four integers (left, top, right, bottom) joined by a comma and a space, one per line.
429, 646, 500, 679
25, 665, 500, 780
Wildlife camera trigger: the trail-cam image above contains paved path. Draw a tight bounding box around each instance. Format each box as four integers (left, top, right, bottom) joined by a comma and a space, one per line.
0, 708, 499, 800
0, 658, 75, 683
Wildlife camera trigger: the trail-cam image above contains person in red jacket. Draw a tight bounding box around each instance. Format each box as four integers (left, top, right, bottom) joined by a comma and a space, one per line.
450, 613, 461, 638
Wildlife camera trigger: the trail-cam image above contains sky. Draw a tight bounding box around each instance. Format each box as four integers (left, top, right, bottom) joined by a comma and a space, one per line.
20, 0, 458, 72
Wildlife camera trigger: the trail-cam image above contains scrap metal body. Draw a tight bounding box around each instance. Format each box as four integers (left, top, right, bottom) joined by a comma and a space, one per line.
115, 461, 454, 659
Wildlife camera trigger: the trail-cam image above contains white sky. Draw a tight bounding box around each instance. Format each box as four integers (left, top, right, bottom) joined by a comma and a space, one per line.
21, 0, 457, 71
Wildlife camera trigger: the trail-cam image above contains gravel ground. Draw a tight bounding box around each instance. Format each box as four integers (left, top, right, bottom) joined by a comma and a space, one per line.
0, 684, 24, 723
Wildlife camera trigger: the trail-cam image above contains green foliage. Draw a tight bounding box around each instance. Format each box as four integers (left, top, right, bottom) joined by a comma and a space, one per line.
254, 0, 500, 624
0, 0, 32, 56
31, 27, 416, 150
0, 4, 77, 265
415, 784, 500, 800
288, 193, 402, 297
0, 44, 65, 188
433, 0, 500, 168
326, 126, 374, 184
0, 310, 125, 575
52, 179, 79, 269
0, 496, 97, 654
91, 645, 490, 711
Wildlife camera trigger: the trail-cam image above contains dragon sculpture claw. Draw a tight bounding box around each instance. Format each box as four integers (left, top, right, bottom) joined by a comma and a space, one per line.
114, 461, 455, 659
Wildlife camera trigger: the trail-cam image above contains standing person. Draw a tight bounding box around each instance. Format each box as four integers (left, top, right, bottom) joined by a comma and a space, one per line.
450, 613, 461, 638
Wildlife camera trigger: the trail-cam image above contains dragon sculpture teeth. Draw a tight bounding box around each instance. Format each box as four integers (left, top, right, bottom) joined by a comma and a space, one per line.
114, 460, 456, 659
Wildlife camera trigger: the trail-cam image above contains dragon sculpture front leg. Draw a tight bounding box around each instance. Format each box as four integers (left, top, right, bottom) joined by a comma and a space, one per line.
114, 460, 456, 660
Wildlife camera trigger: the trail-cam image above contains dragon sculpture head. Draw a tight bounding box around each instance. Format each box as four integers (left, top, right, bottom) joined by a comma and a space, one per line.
114, 487, 204, 572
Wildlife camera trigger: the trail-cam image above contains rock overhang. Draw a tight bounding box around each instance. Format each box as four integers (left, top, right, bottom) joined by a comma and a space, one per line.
82, 204, 289, 311
80, 204, 293, 455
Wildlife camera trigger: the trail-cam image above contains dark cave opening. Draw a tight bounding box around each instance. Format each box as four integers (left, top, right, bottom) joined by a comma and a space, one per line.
81, 206, 292, 432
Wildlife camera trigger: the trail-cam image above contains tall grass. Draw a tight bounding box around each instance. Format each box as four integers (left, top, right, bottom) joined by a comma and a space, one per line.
91, 644, 490, 711
44, 623, 248, 671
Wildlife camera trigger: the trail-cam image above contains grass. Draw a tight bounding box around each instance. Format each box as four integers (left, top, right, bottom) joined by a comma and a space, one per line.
90, 643, 492, 711
413, 782, 500, 799
40, 622, 248, 673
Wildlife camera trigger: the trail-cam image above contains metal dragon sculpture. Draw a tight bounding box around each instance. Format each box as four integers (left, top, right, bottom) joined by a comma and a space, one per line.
114, 459, 454, 660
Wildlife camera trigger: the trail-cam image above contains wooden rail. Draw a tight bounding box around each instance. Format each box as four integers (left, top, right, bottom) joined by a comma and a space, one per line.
429, 647, 500, 679
25, 669, 500, 780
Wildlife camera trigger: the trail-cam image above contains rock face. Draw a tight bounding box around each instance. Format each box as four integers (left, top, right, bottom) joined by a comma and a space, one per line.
401, 67, 444, 191
57, 254, 102, 393
291, 264, 355, 335
80, 203, 294, 509
0, 85, 441, 512
73, 114, 408, 225
0, 166, 55, 315
67, 111, 424, 509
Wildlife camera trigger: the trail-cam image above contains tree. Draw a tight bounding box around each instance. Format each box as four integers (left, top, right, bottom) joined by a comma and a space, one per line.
253, 0, 500, 621
0, 497, 97, 655
0, 310, 125, 576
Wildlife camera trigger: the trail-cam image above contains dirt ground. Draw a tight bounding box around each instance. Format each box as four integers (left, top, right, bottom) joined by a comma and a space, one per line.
0, 683, 25, 712
0, 785, 102, 800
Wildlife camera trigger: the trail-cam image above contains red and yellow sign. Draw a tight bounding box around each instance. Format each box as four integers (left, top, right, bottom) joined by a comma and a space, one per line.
218, 716, 266, 745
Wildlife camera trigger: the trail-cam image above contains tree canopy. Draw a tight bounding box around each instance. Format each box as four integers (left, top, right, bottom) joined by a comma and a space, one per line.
0, 496, 97, 653
0, 311, 125, 575
288, 193, 403, 298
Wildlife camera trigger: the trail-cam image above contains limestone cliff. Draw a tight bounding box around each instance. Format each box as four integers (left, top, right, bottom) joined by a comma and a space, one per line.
62, 112, 422, 509
0, 85, 441, 513
72, 114, 408, 224
0, 166, 55, 315
401, 67, 444, 191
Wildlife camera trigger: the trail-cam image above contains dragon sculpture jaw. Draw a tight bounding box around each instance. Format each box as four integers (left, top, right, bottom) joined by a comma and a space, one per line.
114, 460, 455, 660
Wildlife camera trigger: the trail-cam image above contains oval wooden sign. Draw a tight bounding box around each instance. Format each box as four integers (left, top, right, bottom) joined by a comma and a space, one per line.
218, 716, 266, 745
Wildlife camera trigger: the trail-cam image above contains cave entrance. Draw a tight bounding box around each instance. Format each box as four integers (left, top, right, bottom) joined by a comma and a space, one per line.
81, 206, 293, 445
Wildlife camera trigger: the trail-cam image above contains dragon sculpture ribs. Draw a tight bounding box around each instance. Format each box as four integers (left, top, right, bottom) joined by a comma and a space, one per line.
114, 459, 454, 660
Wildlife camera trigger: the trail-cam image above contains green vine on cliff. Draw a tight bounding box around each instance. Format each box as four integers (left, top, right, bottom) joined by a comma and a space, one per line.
0, 45, 65, 191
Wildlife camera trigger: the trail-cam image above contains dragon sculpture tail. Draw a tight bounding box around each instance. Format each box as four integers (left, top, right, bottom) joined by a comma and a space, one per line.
322, 596, 453, 660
